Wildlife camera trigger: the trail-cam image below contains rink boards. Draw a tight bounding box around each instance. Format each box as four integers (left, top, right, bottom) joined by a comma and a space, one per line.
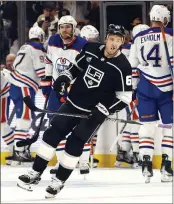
1, 90, 163, 168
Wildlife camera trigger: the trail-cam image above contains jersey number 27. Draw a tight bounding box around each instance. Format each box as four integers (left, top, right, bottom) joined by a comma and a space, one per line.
140, 44, 161, 67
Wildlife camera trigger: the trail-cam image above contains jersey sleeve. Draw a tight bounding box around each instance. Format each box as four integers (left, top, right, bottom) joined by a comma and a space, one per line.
166, 33, 173, 70
45, 44, 53, 77
32, 49, 45, 78
0, 72, 10, 98
99, 58, 132, 112
129, 43, 140, 90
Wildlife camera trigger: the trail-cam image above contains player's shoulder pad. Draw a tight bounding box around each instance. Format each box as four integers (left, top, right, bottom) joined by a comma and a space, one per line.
48, 34, 62, 47
25, 42, 46, 52
132, 27, 173, 43
164, 27, 173, 36
82, 42, 103, 53
110, 52, 132, 71
122, 42, 131, 50
132, 27, 151, 43
150, 27, 173, 36
72, 36, 88, 52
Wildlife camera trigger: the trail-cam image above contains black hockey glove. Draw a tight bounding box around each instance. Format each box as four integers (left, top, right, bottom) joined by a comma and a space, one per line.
40, 76, 52, 98
53, 73, 72, 99
89, 103, 109, 124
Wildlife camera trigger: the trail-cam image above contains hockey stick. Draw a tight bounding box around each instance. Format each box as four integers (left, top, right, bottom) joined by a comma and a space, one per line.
161, 26, 173, 75
109, 106, 134, 153
23, 96, 88, 119
16, 96, 49, 147
23, 96, 172, 129
107, 117, 172, 129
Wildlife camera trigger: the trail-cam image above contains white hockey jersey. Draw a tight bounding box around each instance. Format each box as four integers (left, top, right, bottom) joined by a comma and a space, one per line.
8, 42, 46, 92
0, 71, 10, 98
129, 27, 173, 92
45, 34, 88, 82
122, 42, 131, 59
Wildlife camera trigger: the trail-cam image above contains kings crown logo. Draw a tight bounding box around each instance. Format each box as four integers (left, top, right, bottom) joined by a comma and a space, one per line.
83, 65, 104, 88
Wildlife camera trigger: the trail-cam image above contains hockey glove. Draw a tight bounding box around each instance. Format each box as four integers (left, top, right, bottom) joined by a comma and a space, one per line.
53, 72, 72, 99
40, 76, 52, 98
89, 103, 109, 124
132, 89, 137, 101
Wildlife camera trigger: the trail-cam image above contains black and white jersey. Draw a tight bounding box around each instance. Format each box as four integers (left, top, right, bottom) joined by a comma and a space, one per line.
67, 42, 132, 112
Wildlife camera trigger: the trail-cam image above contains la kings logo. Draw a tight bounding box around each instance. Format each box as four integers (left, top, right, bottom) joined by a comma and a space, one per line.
83, 65, 104, 88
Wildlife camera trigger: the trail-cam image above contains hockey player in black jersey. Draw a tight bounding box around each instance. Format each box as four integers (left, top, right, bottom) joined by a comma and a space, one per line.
17, 24, 132, 198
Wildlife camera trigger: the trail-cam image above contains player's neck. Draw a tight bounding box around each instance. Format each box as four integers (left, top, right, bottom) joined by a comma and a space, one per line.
151, 22, 163, 28
104, 49, 121, 58
63, 36, 75, 45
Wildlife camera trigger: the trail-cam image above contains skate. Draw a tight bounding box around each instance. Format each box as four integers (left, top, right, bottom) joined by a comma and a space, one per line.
12, 150, 34, 166
25, 148, 35, 162
142, 155, 153, 183
5, 155, 15, 165
132, 152, 140, 168
160, 154, 173, 182
89, 157, 99, 168
115, 150, 133, 167
45, 176, 64, 198
50, 162, 59, 174
79, 163, 90, 175
17, 169, 41, 191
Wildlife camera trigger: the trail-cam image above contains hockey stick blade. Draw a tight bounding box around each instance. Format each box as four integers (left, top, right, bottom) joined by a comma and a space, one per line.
23, 96, 38, 111
23, 96, 88, 119
16, 138, 33, 147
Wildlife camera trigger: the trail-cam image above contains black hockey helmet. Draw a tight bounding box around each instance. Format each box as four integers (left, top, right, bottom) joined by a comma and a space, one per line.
106, 24, 125, 38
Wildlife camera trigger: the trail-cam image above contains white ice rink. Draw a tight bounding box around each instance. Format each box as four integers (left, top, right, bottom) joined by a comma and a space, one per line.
1, 165, 172, 203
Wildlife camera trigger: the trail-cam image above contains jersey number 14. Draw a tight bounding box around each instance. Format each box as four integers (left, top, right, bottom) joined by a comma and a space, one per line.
140, 44, 161, 67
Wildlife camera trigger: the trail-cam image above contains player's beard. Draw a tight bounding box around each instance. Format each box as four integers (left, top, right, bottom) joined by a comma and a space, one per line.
61, 32, 73, 40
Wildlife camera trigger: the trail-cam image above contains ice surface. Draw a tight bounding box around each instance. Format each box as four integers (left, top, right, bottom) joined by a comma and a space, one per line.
1, 166, 172, 203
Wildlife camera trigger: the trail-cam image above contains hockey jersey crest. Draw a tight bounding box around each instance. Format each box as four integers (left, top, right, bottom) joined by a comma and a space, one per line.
83, 65, 104, 89
55, 57, 71, 73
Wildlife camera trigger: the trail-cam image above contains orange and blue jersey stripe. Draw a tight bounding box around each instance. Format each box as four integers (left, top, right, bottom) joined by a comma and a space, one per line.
10, 71, 39, 92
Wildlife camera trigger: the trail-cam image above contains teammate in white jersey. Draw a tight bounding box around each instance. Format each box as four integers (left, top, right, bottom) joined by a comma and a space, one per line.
40, 15, 89, 175
1, 54, 16, 165
7, 26, 46, 163
115, 24, 150, 168
0, 71, 13, 162
129, 5, 173, 183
